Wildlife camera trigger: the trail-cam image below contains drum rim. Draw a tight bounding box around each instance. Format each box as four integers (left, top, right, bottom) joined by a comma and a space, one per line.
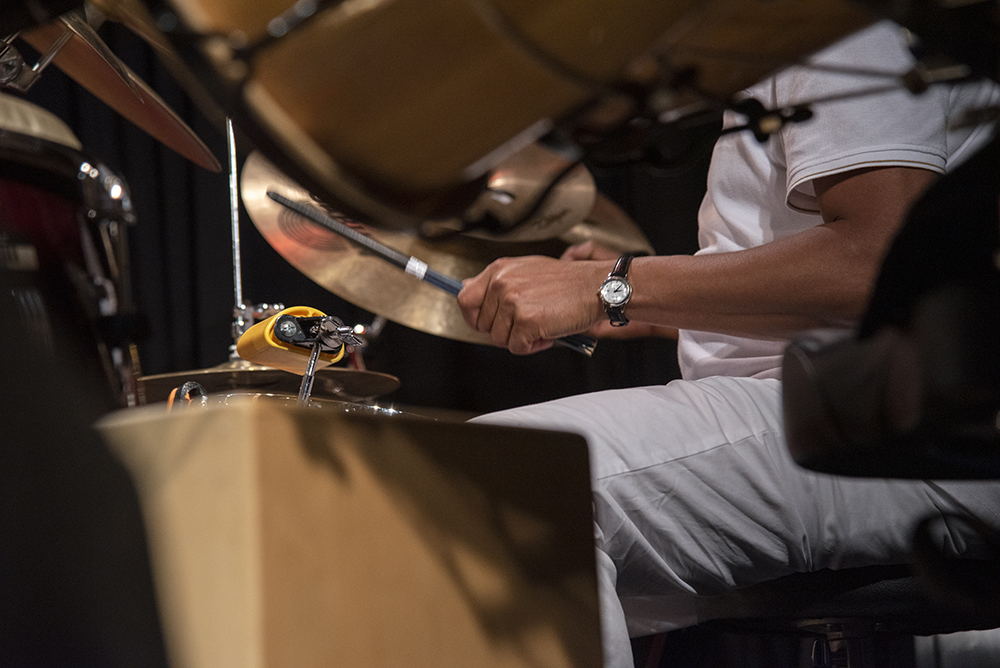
0, 126, 136, 224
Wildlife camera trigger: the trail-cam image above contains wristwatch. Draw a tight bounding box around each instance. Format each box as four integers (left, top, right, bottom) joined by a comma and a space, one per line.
598, 254, 637, 327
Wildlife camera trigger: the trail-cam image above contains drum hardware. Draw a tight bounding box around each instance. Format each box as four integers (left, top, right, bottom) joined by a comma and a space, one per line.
220, 114, 357, 397
345, 314, 386, 371
268, 311, 367, 404
0, 27, 70, 91
225, 116, 263, 362
222, 114, 289, 386
10, 12, 139, 94
268, 189, 599, 357
165, 379, 208, 409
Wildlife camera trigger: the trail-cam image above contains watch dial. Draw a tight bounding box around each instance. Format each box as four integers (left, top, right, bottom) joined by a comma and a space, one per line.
601, 278, 629, 306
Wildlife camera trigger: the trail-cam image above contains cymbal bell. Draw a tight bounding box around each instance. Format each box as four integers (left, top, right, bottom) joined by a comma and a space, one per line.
137, 362, 400, 404
20, 13, 222, 172
241, 150, 654, 345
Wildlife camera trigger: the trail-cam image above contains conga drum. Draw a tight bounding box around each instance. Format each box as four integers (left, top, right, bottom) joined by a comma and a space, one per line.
0, 92, 140, 407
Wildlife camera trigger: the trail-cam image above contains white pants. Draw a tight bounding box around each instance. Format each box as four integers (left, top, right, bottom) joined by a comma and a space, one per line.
471, 376, 1000, 668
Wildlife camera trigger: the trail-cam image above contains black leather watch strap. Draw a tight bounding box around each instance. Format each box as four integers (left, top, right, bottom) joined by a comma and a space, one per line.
600, 253, 637, 327
610, 254, 635, 280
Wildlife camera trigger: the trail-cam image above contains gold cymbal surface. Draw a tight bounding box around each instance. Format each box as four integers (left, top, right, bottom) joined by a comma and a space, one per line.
138, 363, 400, 404
21, 14, 221, 171
241, 150, 654, 345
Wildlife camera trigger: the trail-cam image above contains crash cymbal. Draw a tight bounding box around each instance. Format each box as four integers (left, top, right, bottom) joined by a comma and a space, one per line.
85, 0, 229, 128
419, 143, 595, 243
138, 362, 400, 404
86, 0, 173, 56
241, 150, 654, 345
20, 13, 222, 172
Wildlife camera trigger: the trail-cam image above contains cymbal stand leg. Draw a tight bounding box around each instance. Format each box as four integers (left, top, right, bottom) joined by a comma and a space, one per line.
297, 342, 323, 405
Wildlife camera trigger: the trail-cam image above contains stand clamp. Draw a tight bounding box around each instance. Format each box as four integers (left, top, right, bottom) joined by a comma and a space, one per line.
272, 314, 367, 404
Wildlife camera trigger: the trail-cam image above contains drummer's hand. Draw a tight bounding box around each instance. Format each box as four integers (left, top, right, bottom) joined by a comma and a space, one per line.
458, 255, 607, 355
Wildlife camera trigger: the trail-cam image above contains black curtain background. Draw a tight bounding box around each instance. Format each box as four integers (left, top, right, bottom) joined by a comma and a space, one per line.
20, 21, 713, 415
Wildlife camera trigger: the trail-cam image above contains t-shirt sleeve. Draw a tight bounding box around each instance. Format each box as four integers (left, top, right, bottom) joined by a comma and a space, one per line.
776, 21, 951, 213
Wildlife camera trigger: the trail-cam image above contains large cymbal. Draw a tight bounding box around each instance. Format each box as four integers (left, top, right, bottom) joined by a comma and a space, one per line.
241, 150, 654, 345
419, 143, 595, 243
85, 0, 230, 129
20, 13, 221, 172
138, 362, 400, 404
85, 0, 173, 56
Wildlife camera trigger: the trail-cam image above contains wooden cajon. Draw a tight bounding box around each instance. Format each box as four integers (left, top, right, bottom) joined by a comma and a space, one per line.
98, 398, 602, 668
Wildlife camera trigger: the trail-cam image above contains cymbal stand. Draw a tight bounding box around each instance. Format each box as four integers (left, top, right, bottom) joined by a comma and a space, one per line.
226, 117, 283, 366
1, 13, 136, 94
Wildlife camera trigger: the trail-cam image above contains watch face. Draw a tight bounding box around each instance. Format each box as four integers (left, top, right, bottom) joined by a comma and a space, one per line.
600, 278, 630, 306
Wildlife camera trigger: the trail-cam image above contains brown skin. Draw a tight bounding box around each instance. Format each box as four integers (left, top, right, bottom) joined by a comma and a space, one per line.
457, 166, 938, 355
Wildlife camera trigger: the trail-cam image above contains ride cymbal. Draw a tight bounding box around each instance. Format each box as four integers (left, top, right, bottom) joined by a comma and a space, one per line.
20, 13, 221, 171
241, 150, 654, 345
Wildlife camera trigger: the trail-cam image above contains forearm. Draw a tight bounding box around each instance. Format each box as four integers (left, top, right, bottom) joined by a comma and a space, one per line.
458, 168, 936, 353
625, 221, 890, 340
624, 167, 938, 340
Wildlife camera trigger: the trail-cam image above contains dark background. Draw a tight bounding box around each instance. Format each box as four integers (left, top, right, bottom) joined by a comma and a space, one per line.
19, 20, 714, 415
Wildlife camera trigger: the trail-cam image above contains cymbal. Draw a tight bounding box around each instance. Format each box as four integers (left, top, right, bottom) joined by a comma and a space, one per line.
138, 362, 400, 404
419, 143, 595, 243
85, 0, 230, 129
241, 150, 654, 345
20, 13, 222, 172
86, 0, 174, 56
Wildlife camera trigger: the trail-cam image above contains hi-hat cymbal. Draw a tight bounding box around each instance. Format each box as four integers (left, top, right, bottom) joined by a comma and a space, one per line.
138, 362, 400, 404
241, 150, 654, 345
20, 13, 221, 172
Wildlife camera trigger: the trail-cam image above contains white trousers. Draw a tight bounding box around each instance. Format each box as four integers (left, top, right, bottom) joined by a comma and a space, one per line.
471, 376, 1000, 668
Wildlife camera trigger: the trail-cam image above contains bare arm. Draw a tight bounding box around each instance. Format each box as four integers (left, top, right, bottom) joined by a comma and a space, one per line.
458, 166, 937, 354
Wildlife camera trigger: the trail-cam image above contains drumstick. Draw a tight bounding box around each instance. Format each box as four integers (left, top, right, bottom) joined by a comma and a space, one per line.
266, 190, 597, 357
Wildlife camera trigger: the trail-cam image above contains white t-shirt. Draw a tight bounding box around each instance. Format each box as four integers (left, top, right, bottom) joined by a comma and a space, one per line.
677, 21, 999, 381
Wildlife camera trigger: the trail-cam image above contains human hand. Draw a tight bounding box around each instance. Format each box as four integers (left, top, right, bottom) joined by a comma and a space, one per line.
457, 255, 608, 354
